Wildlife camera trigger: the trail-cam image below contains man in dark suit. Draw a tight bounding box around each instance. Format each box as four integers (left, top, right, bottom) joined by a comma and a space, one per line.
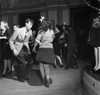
64, 25, 78, 70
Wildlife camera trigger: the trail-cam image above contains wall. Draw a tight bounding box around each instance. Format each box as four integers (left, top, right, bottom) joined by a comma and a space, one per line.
1, 4, 71, 30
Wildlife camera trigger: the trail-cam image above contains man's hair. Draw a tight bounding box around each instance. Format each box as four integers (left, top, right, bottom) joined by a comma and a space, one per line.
25, 18, 34, 24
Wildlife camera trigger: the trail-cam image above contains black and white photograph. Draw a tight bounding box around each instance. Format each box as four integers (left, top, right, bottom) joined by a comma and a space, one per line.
0, 0, 100, 95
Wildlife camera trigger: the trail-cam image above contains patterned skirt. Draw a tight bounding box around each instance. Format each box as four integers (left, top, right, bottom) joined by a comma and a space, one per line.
36, 48, 55, 65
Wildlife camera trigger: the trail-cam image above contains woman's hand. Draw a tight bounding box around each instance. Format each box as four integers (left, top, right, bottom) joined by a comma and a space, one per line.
13, 49, 18, 56
32, 48, 36, 53
64, 43, 67, 47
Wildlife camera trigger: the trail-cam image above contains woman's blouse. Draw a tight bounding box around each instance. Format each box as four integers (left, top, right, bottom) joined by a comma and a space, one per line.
35, 29, 54, 48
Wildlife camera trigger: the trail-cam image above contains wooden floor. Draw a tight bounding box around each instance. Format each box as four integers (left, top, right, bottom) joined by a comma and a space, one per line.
0, 59, 87, 95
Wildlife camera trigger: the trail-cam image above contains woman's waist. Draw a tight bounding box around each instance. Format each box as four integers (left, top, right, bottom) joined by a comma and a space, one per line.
39, 43, 53, 48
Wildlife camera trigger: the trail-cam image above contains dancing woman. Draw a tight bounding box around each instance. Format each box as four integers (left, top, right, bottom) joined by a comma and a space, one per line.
53, 24, 63, 67
32, 17, 55, 87
89, 16, 100, 72
0, 21, 12, 76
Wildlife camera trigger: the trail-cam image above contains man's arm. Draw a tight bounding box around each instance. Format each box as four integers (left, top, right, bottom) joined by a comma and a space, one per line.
9, 30, 19, 51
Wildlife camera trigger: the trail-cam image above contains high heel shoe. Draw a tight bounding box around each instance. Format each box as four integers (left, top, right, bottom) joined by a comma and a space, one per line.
45, 78, 53, 88
2, 73, 7, 77
41, 78, 45, 85
60, 64, 63, 68
7, 70, 12, 75
45, 79, 50, 87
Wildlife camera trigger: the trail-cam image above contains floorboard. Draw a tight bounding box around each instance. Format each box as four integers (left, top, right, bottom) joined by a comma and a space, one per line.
0, 59, 86, 95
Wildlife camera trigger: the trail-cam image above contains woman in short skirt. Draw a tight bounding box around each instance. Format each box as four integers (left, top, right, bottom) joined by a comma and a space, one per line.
32, 17, 55, 87
89, 16, 100, 71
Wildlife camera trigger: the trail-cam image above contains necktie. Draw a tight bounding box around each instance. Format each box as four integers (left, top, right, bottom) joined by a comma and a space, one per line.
24, 31, 28, 41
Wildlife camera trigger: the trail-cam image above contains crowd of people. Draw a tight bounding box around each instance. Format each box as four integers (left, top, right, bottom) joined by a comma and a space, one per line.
0, 16, 78, 88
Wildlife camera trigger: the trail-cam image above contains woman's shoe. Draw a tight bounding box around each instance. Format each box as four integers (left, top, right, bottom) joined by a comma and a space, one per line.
94, 69, 100, 74
7, 71, 12, 75
53, 65, 57, 68
25, 75, 29, 81
41, 78, 45, 85
45, 78, 53, 87
49, 78, 53, 85
60, 64, 63, 68
2, 73, 7, 77
71, 65, 78, 69
45, 79, 50, 88
64, 66, 70, 70
18, 77, 25, 82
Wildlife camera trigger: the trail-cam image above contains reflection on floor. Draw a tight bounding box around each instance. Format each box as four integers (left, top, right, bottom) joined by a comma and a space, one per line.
0, 59, 87, 95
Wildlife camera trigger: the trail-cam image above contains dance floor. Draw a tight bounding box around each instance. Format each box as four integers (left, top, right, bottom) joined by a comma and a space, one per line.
0, 59, 85, 95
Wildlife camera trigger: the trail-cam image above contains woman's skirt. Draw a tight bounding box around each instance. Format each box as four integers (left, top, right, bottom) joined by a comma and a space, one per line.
36, 48, 55, 65
90, 28, 100, 47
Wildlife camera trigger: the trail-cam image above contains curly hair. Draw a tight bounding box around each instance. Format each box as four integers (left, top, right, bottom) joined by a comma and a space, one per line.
0, 20, 9, 29
39, 18, 52, 32
92, 16, 100, 28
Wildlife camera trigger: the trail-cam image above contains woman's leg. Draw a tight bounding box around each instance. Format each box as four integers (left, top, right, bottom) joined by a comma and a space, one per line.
39, 63, 45, 81
43, 64, 53, 87
56, 55, 63, 66
95, 47, 100, 71
44, 64, 50, 80
7, 59, 12, 72
94, 47, 98, 70
3, 59, 8, 75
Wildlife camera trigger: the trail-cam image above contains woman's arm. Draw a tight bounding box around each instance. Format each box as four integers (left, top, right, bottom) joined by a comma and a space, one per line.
32, 41, 39, 52
32, 33, 41, 52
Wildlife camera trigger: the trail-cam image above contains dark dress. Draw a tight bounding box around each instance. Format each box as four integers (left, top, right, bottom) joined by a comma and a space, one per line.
0, 29, 12, 59
53, 32, 62, 56
36, 48, 55, 65
65, 27, 77, 68
90, 27, 100, 47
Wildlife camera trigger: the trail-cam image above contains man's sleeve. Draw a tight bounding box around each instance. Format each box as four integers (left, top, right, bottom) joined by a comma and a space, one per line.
9, 30, 19, 50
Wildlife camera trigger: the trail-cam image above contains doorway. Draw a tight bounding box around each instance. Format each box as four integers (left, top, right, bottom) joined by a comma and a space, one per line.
19, 12, 40, 31
70, 7, 94, 59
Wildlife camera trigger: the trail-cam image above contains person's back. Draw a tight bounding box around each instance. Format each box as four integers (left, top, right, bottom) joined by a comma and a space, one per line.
66, 26, 76, 50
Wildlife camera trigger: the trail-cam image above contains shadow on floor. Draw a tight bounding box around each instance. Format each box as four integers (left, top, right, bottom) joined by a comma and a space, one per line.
2, 68, 43, 86
27, 69, 42, 86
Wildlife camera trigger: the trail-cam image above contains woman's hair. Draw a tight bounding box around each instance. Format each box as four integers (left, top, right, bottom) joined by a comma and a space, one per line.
92, 16, 100, 28
39, 18, 52, 32
1, 20, 9, 29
